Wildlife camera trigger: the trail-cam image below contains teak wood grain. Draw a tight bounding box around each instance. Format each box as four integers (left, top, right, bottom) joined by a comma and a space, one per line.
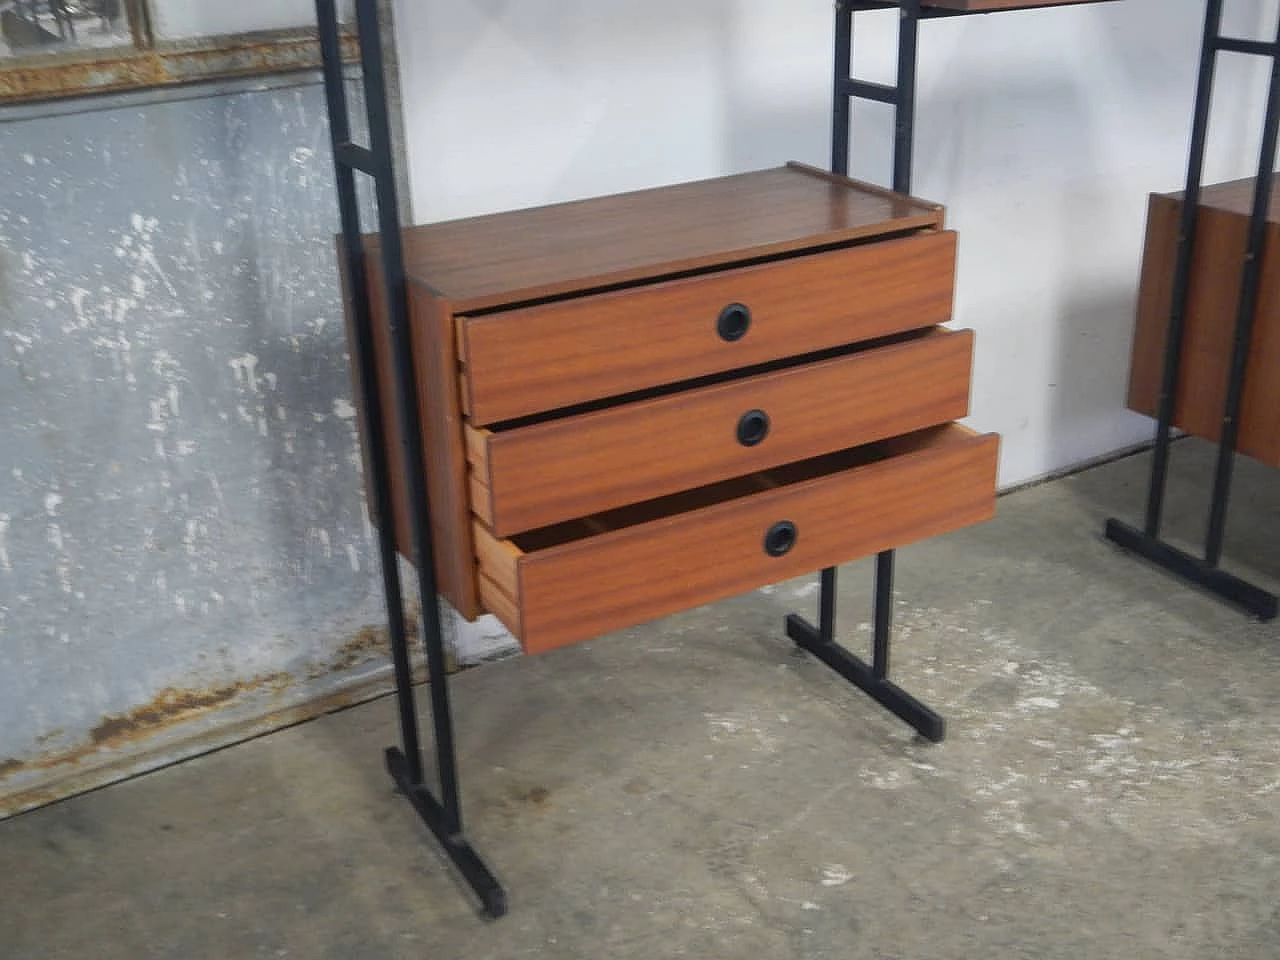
466, 327, 975, 537
398, 164, 944, 312
1127, 185, 1280, 467
474, 423, 999, 654
358, 255, 479, 618
458, 230, 958, 425
923, 0, 1115, 9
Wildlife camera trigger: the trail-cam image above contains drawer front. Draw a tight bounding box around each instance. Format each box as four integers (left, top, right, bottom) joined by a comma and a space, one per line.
475, 423, 999, 654
457, 230, 957, 425
467, 327, 975, 537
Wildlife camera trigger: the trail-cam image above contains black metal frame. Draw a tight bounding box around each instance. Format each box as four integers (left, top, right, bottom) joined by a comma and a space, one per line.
313, 0, 1117, 918
805, 0, 1108, 741
789, 0, 947, 744
316, 0, 506, 917
1104, 0, 1280, 621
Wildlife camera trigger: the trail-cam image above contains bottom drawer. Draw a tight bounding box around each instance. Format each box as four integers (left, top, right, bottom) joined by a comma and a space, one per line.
474, 422, 999, 654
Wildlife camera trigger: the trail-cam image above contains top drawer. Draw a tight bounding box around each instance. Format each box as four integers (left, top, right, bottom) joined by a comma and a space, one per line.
456, 230, 957, 425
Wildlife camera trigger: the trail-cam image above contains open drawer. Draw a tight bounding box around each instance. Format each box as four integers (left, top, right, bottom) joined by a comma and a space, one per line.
456, 230, 958, 425
474, 422, 999, 654
465, 327, 975, 537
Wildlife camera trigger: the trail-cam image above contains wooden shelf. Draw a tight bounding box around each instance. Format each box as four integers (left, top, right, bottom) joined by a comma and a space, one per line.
922, 0, 1118, 10
389, 163, 944, 313
1127, 178, 1280, 468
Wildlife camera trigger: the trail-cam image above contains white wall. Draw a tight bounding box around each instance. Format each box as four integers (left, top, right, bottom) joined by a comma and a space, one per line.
152, 0, 353, 40
391, 0, 1279, 489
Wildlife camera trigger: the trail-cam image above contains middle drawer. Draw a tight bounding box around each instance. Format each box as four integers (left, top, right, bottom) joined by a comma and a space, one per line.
465, 326, 974, 537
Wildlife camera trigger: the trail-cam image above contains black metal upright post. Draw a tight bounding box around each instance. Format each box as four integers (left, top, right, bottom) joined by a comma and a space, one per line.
1105, 1, 1280, 621
893, 0, 921, 196
790, 0, 944, 744
1141, 0, 1224, 541
315, 0, 506, 917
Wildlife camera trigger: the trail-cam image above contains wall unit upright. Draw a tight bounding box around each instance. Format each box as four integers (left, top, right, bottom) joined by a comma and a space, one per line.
314, 0, 1109, 919
1106, 0, 1280, 620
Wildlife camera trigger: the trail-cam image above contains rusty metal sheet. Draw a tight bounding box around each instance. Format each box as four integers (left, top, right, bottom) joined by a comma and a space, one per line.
0, 31, 359, 104
0, 622, 438, 820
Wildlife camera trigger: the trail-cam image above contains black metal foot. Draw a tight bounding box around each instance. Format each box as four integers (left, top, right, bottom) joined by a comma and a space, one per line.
1104, 519, 1278, 621
786, 613, 946, 742
385, 748, 508, 918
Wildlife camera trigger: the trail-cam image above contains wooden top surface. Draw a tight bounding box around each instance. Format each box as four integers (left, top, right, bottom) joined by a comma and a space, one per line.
922, 0, 1116, 10
388, 163, 944, 312
1159, 177, 1280, 223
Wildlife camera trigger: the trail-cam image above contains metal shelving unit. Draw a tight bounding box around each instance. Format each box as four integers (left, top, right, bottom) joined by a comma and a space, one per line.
314, 0, 1120, 918
1104, 0, 1280, 620
316, 0, 505, 918
806, 0, 1126, 752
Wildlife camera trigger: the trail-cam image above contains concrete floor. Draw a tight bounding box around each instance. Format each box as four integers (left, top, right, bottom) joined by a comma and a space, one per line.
5, 439, 1280, 959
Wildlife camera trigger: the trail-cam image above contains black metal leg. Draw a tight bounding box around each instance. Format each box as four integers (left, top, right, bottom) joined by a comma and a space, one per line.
893, 0, 920, 196
872, 550, 893, 680
791, 551, 945, 744
831, 1, 853, 177
801, 0, 943, 740
786, 601, 945, 743
1204, 16, 1280, 566
819, 566, 837, 643
385, 749, 506, 918
1143, 0, 1223, 539
317, 0, 506, 917
1103, 520, 1278, 619
1104, 0, 1280, 621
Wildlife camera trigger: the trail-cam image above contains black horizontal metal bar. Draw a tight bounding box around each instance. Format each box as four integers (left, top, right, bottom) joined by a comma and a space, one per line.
841, 79, 899, 104
1104, 519, 1279, 621
335, 141, 379, 176
847, 0, 1118, 19
386, 748, 508, 918
1215, 36, 1279, 57
786, 614, 945, 742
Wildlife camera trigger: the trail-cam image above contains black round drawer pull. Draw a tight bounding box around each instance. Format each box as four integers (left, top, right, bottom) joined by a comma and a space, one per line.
736, 409, 770, 447
717, 302, 752, 342
764, 521, 797, 558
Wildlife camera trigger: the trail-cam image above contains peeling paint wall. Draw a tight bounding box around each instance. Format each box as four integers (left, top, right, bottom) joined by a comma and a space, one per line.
0, 77, 514, 816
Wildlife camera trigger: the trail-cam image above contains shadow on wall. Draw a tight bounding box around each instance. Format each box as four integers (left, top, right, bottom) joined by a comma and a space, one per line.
909, 63, 1149, 486
718, 0, 830, 174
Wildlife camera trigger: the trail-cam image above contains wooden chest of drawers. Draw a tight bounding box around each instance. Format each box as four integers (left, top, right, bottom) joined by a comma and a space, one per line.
1127, 177, 1280, 467
351, 163, 999, 654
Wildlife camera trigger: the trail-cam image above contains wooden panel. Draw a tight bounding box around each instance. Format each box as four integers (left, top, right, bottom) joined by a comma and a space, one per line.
1126, 193, 1178, 438
359, 257, 479, 618
1185, 176, 1280, 222
468, 469, 494, 528
1127, 189, 1280, 467
477, 573, 522, 641
396, 163, 944, 311
476, 424, 999, 654
923, 0, 1116, 9
464, 424, 490, 470
459, 230, 958, 425
411, 285, 479, 618
469, 327, 975, 537
473, 526, 521, 599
